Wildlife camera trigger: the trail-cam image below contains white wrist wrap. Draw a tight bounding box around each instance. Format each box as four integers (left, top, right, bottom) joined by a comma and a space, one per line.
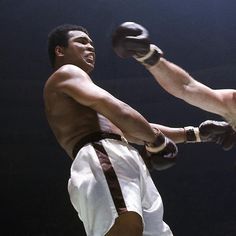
134, 44, 163, 64
145, 137, 167, 153
184, 126, 201, 143
194, 128, 201, 142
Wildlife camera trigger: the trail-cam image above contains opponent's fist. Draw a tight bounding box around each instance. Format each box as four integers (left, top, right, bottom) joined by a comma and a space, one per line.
199, 120, 236, 150
144, 132, 178, 171
112, 22, 163, 66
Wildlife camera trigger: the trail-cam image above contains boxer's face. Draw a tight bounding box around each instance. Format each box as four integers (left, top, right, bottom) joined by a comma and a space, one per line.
60, 30, 96, 73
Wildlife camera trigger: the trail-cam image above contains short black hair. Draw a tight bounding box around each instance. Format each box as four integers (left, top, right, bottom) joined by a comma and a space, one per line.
47, 24, 89, 67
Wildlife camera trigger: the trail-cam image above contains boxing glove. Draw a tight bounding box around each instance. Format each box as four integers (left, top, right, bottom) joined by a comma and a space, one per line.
199, 120, 236, 150
184, 120, 236, 150
112, 22, 163, 66
144, 130, 178, 171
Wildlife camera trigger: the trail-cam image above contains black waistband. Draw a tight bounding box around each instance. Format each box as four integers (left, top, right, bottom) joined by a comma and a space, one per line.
72, 132, 124, 159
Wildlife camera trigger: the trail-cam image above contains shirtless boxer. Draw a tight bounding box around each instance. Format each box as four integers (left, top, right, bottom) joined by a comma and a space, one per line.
44, 23, 179, 236
44, 24, 234, 236
111, 22, 236, 150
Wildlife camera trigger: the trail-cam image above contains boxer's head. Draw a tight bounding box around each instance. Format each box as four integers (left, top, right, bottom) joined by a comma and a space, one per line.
48, 24, 95, 73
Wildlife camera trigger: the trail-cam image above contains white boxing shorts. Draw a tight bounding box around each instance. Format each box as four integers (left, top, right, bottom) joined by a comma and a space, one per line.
68, 132, 173, 236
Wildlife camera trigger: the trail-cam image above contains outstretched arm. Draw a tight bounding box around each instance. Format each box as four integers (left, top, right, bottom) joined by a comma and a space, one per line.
149, 123, 186, 144
112, 22, 236, 121
151, 120, 236, 151
148, 58, 236, 119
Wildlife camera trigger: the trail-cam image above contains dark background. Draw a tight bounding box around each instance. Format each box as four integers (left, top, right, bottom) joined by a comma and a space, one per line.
1, 0, 236, 235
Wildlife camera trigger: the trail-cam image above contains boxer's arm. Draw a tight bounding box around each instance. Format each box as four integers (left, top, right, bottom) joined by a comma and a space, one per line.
50, 65, 178, 159
148, 58, 236, 119
123, 124, 186, 145
149, 123, 186, 144
112, 22, 236, 119
123, 123, 186, 144
52, 65, 156, 143
121, 133, 145, 145
49, 64, 159, 145
151, 120, 236, 150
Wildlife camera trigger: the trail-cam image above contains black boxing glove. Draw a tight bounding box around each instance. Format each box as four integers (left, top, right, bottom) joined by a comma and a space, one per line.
199, 120, 236, 150
112, 22, 163, 66
184, 120, 236, 150
144, 130, 178, 171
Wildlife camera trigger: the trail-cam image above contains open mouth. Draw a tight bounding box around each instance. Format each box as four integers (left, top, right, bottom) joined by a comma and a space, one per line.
86, 54, 95, 63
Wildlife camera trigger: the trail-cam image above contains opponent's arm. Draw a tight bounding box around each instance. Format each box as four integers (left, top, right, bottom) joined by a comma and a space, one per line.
112, 22, 236, 119
152, 120, 236, 150
148, 59, 236, 119
149, 123, 186, 144
142, 120, 236, 171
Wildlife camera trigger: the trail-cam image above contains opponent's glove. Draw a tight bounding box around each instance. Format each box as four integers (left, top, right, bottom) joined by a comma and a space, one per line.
184, 120, 236, 150
144, 129, 178, 171
199, 120, 236, 150
112, 22, 163, 67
